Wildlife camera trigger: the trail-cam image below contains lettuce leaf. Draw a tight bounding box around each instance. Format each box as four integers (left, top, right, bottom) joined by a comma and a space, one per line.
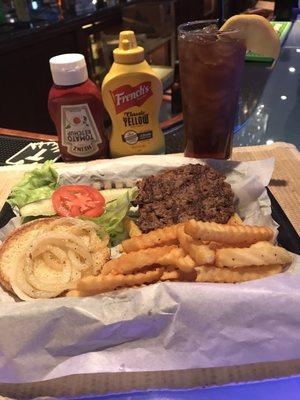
7, 161, 58, 209
84, 187, 138, 246
7, 160, 138, 246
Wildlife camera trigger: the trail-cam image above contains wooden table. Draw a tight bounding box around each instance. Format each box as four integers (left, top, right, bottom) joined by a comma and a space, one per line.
0, 141, 299, 234
232, 142, 300, 235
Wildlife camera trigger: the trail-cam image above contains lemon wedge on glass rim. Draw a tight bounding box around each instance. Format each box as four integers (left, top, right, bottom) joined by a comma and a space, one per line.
220, 14, 280, 60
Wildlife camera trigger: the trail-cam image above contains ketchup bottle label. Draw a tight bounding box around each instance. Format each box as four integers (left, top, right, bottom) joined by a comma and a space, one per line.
61, 104, 102, 157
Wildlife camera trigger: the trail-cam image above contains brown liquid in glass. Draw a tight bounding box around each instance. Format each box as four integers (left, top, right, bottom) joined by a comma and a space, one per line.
178, 29, 246, 159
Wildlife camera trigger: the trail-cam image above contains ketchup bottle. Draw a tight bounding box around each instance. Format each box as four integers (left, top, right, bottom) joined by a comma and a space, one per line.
48, 53, 108, 161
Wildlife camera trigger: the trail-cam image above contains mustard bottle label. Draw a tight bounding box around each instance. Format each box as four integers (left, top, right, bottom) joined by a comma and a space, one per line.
111, 81, 155, 146
61, 104, 102, 157
111, 81, 153, 113
103, 74, 165, 157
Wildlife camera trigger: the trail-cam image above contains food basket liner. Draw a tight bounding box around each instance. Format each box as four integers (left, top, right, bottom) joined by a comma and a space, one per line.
0, 155, 299, 385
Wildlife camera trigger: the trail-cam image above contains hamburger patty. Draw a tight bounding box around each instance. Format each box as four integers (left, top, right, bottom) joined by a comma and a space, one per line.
133, 164, 234, 233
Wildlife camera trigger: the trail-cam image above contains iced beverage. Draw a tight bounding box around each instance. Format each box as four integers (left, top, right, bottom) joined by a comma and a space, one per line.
178, 21, 246, 159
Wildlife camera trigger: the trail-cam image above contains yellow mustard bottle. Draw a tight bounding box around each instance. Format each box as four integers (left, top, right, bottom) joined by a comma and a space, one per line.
102, 31, 165, 157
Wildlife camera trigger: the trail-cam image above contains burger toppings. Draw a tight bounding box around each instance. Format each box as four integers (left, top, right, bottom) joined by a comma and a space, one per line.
52, 185, 106, 218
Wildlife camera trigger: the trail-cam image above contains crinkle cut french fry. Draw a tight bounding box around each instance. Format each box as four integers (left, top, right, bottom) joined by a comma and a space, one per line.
65, 290, 81, 297
196, 264, 283, 283
161, 269, 181, 281
122, 224, 180, 253
185, 220, 274, 245
158, 247, 196, 272
208, 241, 247, 250
227, 213, 244, 226
74, 268, 163, 296
160, 267, 197, 282
215, 241, 293, 268
123, 217, 142, 238
102, 246, 185, 275
178, 225, 215, 265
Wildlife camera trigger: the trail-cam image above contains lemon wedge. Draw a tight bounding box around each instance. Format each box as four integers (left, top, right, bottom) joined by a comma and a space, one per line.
220, 15, 280, 60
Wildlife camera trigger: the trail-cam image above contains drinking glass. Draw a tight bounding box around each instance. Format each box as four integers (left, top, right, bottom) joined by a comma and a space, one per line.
178, 20, 246, 159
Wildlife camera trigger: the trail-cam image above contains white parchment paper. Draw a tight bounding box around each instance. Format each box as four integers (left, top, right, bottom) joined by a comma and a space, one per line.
0, 155, 299, 384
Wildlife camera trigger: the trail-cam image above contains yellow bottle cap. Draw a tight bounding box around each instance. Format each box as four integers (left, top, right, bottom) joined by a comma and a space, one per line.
113, 31, 145, 64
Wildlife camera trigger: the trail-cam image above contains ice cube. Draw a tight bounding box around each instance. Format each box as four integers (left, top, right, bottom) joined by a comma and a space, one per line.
202, 24, 219, 34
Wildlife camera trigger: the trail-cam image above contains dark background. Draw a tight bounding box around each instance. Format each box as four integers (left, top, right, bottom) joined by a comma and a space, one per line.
0, 0, 294, 134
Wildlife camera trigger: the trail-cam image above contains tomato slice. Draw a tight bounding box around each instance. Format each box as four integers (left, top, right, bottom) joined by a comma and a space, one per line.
52, 185, 105, 218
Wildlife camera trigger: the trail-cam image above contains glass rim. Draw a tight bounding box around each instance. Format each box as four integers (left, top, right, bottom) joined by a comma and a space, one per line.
178, 19, 240, 36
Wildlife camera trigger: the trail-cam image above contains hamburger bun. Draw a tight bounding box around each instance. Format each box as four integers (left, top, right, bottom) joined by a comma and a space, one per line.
0, 217, 110, 300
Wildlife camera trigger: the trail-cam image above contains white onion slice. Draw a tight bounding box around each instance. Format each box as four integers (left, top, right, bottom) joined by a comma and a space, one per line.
42, 251, 64, 272
24, 255, 75, 292
12, 217, 107, 299
14, 256, 62, 299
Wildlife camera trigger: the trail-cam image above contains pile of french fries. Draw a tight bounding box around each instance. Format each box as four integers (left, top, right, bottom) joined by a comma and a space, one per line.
67, 215, 293, 297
